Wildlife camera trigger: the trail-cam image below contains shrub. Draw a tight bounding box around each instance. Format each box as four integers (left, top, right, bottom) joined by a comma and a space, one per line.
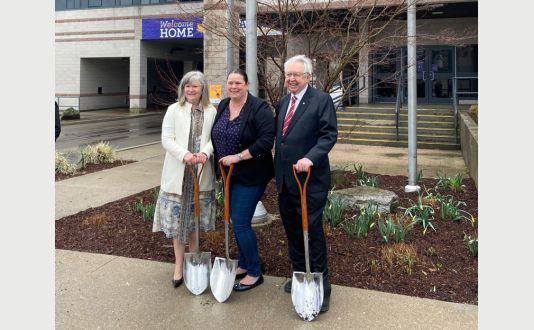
421, 186, 443, 209
402, 194, 435, 235
342, 203, 379, 238
359, 175, 378, 187
80, 141, 117, 167
378, 217, 395, 243
135, 198, 156, 221
55, 151, 77, 175
323, 189, 345, 227
435, 172, 466, 192
463, 232, 478, 257
394, 215, 416, 242
61, 107, 80, 120
378, 214, 415, 243
350, 163, 378, 187
468, 104, 478, 123
352, 163, 365, 180
440, 195, 470, 221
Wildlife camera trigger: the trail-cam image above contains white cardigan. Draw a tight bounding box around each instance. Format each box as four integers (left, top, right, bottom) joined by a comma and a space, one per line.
159, 101, 217, 194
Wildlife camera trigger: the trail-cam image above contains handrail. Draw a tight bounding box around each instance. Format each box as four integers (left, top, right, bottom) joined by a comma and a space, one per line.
56, 96, 81, 111
452, 76, 478, 144
394, 47, 405, 140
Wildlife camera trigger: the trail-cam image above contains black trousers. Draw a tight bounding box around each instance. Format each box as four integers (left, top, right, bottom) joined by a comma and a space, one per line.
279, 184, 331, 299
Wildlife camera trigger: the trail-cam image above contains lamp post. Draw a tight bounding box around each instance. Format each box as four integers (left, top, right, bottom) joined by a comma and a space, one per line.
226, 0, 234, 75
405, 0, 420, 193
246, 0, 258, 96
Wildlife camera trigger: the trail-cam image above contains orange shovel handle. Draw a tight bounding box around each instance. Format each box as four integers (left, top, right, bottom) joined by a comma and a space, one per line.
219, 163, 234, 222
292, 165, 311, 232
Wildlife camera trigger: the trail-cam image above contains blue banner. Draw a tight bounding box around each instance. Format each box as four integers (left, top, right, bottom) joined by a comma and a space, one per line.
142, 17, 204, 39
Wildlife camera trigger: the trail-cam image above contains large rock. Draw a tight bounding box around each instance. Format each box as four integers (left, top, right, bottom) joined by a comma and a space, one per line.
332, 186, 399, 214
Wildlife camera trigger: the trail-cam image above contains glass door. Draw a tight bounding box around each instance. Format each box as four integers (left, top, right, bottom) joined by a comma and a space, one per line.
428, 47, 454, 103
402, 46, 454, 104
373, 46, 455, 104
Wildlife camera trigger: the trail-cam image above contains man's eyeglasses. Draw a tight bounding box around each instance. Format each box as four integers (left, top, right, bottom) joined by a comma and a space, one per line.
284, 72, 308, 78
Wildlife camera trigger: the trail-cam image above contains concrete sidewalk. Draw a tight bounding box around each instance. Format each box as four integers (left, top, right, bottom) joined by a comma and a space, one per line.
55, 143, 477, 329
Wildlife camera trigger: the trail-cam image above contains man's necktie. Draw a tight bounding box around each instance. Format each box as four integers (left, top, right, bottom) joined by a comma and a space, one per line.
282, 95, 297, 136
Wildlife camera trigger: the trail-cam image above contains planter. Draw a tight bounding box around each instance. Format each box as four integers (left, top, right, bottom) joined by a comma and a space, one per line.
459, 111, 478, 188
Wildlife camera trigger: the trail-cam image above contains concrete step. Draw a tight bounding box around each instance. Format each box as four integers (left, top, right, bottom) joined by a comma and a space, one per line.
337, 124, 456, 136
338, 118, 456, 129
335, 105, 460, 150
337, 137, 460, 150
339, 130, 458, 144
337, 112, 455, 122
342, 106, 455, 115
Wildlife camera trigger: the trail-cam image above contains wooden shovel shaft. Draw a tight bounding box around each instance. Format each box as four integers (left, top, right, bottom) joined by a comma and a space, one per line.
188, 163, 205, 217
292, 165, 312, 274
219, 163, 234, 260
188, 163, 204, 254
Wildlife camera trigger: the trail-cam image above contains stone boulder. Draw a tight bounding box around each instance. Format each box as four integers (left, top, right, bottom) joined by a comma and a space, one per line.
332, 186, 399, 214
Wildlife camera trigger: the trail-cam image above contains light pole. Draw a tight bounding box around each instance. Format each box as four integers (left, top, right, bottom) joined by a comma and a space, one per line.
246, 0, 258, 96
405, 0, 420, 193
226, 0, 234, 75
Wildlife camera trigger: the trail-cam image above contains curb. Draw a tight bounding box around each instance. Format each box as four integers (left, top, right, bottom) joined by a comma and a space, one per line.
61, 111, 163, 126
116, 141, 161, 152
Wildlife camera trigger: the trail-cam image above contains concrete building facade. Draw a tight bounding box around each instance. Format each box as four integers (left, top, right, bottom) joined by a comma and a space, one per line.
55, 0, 477, 111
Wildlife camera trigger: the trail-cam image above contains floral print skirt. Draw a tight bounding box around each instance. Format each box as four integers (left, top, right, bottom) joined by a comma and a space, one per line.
152, 189, 216, 243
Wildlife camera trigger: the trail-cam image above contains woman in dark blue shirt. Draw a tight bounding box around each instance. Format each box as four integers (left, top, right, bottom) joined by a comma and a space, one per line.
211, 69, 275, 291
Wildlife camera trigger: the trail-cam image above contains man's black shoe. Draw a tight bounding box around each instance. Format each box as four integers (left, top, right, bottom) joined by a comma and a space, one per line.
320, 295, 330, 313
284, 280, 292, 293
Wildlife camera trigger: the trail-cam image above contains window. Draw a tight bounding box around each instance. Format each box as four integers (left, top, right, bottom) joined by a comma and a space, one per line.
456, 45, 478, 74
88, 0, 102, 7
120, 0, 133, 5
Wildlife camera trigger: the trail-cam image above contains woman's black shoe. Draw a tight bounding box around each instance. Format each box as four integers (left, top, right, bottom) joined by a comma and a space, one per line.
233, 275, 264, 292
235, 271, 247, 280
172, 278, 183, 288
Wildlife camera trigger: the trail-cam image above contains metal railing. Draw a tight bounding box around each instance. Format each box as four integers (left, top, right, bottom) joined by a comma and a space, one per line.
394, 48, 405, 140
452, 76, 478, 144
56, 96, 80, 111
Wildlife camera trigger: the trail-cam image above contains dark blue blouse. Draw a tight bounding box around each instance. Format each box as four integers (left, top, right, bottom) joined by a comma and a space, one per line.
212, 105, 242, 174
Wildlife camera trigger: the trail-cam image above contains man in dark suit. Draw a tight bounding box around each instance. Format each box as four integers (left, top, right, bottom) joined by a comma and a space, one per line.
274, 54, 337, 313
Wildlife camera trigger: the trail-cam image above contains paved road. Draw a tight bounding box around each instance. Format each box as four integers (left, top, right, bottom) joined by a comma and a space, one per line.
55, 114, 164, 162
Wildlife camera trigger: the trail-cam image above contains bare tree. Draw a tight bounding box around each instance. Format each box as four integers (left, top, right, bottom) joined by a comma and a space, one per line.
175, 0, 476, 107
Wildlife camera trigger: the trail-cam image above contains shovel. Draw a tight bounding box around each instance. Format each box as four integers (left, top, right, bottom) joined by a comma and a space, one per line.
291, 165, 324, 321
210, 163, 238, 303
183, 163, 212, 295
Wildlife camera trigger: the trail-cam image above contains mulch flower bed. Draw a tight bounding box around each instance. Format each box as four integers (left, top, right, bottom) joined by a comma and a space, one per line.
55, 170, 478, 305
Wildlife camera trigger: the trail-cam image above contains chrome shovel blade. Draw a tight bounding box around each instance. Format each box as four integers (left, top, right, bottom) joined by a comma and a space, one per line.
210, 256, 238, 303
183, 251, 212, 295
291, 271, 324, 321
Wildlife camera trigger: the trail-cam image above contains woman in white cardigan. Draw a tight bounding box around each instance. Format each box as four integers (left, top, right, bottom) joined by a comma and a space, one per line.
152, 71, 217, 288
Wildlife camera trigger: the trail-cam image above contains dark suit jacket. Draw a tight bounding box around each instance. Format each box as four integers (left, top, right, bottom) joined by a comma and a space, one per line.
274, 85, 337, 193
212, 93, 275, 186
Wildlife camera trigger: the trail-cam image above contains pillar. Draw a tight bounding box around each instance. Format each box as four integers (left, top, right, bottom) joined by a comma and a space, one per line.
129, 40, 147, 113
